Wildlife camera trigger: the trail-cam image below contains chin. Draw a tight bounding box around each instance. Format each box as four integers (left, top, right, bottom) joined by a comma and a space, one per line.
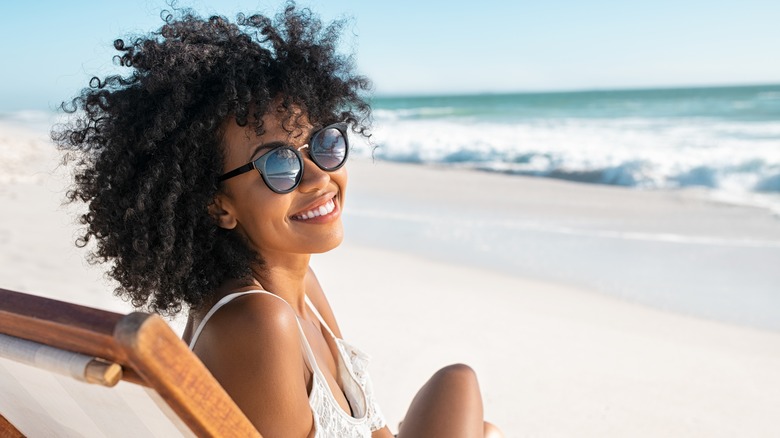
311, 234, 344, 254
295, 225, 344, 255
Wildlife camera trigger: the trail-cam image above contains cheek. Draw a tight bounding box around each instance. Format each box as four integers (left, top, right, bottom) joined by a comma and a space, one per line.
336, 167, 348, 194
241, 212, 293, 255
232, 190, 292, 242
251, 198, 293, 231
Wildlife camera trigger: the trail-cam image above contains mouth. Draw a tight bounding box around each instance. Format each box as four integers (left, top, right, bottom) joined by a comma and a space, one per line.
290, 194, 340, 222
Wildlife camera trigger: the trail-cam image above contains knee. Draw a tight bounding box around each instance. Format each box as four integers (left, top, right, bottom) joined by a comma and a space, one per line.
437, 363, 476, 377
432, 363, 479, 387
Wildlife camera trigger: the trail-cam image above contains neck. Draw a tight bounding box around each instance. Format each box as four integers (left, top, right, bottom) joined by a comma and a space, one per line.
250, 251, 311, 315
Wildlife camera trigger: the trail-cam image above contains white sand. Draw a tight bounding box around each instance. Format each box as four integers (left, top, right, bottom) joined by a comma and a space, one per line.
313, 245, 780, 436
2, 122, 780, 436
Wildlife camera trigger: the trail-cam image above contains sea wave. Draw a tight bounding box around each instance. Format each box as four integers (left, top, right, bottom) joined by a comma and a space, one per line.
0, 110, 63, 134
373, 106, 458, 120
351, 116, 780, 211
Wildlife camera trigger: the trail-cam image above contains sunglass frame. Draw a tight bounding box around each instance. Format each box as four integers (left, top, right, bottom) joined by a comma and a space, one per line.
217, 123, 350, 194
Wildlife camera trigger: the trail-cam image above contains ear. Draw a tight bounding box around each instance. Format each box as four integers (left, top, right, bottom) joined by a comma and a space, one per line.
208, 195, 238, 230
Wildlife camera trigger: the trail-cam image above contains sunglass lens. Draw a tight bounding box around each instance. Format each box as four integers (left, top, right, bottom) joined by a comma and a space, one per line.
311, 127, 347, 170
263, 147, 302, 192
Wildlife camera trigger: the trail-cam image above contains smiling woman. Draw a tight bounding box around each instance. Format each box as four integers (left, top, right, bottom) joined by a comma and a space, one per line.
52, 2, 501, 437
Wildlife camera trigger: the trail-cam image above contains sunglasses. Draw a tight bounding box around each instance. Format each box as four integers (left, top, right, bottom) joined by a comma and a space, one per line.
218, 123, 349, 193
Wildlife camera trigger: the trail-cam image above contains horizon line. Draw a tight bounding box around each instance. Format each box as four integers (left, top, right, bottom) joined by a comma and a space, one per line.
372, 81, 780, 100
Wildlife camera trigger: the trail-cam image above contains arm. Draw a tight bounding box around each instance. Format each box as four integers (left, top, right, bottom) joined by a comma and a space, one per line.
192, 293, 314, 437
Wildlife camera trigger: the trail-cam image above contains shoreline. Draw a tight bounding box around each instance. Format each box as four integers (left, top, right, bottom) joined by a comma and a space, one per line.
343, 158, 780, 332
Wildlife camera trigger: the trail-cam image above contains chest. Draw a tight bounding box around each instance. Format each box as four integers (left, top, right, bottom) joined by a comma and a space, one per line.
300, 318, 356, 416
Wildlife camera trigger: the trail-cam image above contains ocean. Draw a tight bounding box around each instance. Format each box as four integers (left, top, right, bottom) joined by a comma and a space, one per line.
363, 84, 780, 214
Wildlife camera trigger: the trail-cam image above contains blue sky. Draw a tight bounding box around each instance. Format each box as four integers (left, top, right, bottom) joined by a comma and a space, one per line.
1, 0, 779, 111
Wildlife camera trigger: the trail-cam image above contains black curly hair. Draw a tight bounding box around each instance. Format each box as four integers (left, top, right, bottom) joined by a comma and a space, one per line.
53, 3, 372, 316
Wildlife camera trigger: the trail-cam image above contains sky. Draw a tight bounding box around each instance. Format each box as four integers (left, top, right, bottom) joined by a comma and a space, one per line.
1, 0, 779, 111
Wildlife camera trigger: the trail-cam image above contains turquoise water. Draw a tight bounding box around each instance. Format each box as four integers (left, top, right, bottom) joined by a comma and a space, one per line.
372, 84, 780, 122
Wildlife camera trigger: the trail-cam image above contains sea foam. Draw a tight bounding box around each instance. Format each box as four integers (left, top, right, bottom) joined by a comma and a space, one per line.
358, 86, 780, 213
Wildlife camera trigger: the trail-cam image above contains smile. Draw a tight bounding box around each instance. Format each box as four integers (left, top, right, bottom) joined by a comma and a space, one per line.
291, 196, 337, 221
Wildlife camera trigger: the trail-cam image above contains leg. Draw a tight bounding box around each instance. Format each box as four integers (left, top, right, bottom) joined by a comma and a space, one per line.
397, 363, 485, 438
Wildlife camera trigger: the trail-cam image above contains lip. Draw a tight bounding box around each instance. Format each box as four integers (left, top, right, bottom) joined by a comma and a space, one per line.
290, 193, 341, 224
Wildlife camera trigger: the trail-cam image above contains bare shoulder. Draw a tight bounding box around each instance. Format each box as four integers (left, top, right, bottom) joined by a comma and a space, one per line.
305, 266, 343, 338
194, 292, 301, 357
192, 293, 313, 436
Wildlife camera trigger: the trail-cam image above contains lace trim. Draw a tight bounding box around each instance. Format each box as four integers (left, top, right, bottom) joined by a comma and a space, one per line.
308, 339, 386, 437
336, 339, 386, 432
302, 294, 387, 434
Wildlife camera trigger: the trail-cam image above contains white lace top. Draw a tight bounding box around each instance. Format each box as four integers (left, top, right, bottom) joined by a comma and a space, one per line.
188, 291, 386, 437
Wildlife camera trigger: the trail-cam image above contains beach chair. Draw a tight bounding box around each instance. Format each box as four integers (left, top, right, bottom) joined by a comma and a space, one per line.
0, 287, 261, 437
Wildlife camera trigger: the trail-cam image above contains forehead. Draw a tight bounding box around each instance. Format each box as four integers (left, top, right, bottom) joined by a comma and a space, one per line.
220, 110, 313, 161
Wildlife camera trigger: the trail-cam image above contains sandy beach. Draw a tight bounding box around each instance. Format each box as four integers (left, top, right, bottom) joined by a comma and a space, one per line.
2, 121, 780, 436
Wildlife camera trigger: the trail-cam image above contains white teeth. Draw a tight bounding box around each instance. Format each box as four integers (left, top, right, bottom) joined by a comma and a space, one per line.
294, 198, 336, 220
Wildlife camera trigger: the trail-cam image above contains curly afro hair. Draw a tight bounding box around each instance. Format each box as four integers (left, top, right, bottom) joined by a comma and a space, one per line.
53, 3, 372, 316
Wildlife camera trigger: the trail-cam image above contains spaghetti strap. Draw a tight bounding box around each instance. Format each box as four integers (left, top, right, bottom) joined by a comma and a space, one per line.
188, 290, 321, 376
189, 290, 286, 349
304, 294, 339, 339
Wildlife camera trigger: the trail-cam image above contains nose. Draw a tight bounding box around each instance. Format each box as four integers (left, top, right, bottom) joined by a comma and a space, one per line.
296, 151, 330, 193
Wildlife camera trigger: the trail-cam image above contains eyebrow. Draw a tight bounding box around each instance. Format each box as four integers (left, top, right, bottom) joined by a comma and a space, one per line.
249, 141, 288, 160
247, 125, 324, 161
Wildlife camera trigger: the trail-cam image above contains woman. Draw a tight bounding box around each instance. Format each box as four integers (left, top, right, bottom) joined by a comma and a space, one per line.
55, 4, 502, 437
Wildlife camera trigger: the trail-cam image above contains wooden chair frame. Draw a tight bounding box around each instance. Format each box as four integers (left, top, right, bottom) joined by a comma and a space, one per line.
0, 288, 261, 437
